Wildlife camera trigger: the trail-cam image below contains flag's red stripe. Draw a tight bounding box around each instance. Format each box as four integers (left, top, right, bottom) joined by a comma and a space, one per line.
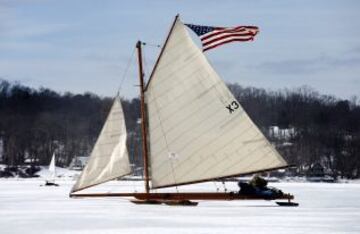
201, 26, 259, 41
201, 27, 247, 41
201, 29, 246, 41
203, 38, 255, 52
201, 27, 246, 40
202, 32, 256, 47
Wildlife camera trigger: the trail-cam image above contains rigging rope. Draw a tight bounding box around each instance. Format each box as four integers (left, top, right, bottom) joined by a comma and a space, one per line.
141, 41, 161, 84
141, 42, 161, 48
116, 47, 136, 97
131, 176, 137, 193
142, 46, 149, 82
213, 181, 220, 192
221, 181, 228, 193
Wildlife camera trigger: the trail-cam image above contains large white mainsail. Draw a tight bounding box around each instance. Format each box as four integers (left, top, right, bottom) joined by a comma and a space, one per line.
71, 97, 131, 193
145, 17, 287, 189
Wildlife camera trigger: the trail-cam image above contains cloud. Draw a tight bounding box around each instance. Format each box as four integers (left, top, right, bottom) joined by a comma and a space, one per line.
1, 11, 73, 39
0, 54, 140, 98
255, 53, 360, 75
0, 0, 52, 7
3, 22, 72, 38
0, 41, 53, 52
0, 0, 73, 39
347, 46, 360, 56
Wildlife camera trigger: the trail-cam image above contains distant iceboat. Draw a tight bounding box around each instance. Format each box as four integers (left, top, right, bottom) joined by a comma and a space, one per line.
70, 15, 297, 206
45, 153, 59, 186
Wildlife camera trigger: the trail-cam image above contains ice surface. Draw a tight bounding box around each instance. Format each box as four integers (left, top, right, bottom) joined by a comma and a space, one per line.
0, 180, 359, 234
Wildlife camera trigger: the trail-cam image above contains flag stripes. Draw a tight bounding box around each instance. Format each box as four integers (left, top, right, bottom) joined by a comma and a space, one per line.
186, 24, 259, 52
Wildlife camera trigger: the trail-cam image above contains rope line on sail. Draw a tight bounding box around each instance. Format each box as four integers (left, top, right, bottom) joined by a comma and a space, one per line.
116, 47, 136, 97
148, 92, 235, 183
150, 99, 234, 172
154, 119, 273, 184
151, 94, 179, 192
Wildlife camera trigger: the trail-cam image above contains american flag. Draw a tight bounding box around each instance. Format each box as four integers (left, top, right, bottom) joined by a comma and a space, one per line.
185, 24, 259, 52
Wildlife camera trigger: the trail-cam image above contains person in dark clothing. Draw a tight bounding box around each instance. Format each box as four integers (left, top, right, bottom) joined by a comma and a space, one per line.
238, 175, 283, 199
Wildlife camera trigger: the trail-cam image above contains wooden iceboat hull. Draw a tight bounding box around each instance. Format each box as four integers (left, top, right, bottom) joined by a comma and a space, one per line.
129, 199, 199, 206
70, 192, 294, 201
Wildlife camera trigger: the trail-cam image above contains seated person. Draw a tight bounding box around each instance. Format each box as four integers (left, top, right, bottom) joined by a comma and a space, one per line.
238, 175, 283, 199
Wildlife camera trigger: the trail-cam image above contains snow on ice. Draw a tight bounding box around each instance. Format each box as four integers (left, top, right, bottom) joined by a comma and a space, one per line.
1, 176, 360, 234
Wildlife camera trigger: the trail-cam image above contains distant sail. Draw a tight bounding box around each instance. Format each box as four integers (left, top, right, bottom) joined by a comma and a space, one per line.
71, 97, 131, 193
145, 17, 287, 189
49, 153, 56, 180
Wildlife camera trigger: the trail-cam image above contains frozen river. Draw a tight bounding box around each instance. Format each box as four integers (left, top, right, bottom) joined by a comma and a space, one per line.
1, 180, 359, 234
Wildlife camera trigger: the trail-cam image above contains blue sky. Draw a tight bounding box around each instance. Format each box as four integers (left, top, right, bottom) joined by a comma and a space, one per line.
0, 0, 359, 99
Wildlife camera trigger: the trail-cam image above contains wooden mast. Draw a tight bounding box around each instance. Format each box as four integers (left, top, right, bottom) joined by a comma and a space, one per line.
136, 40, 150, 194
134, 14, 178, 195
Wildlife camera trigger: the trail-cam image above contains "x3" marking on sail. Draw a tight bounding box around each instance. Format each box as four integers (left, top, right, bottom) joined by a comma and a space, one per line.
226, 100, 240, 114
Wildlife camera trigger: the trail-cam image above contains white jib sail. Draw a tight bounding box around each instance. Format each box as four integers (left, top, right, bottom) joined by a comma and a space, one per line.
71, 97, 131, 193
48, 153, 56, 180
145, 17, 287, 189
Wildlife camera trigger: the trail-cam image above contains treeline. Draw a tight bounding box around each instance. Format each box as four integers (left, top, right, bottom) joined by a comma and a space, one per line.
0, 79, 140, 167
229, 84, 360, 178
0, 79, 359, 178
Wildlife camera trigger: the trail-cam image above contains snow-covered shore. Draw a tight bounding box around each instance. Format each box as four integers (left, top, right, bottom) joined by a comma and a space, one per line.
1, 165, 360, 185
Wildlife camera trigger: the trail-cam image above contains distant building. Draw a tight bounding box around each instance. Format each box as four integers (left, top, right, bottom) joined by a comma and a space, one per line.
69, 156, 89, 171
24, 158, 39, 164
307, 163, 325, 177
269, 126, 295, 140
306, 163, 335, 182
